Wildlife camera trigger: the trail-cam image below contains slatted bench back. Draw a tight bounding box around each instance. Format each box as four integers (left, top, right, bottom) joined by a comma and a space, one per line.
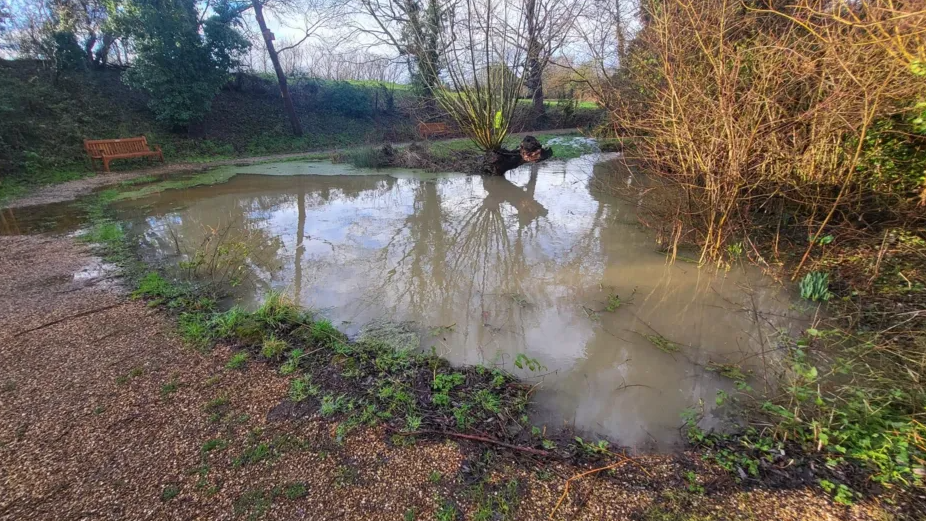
84, 137, 150, 158
417, 122, 451, 138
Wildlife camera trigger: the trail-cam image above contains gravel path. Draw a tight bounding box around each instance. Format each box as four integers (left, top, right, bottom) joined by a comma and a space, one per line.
0, 234, 893, 520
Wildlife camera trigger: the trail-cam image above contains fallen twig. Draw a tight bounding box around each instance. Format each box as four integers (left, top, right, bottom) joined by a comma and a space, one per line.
548, 454, 649, 519
389, 427, 553, 457
13, 302, 126, 338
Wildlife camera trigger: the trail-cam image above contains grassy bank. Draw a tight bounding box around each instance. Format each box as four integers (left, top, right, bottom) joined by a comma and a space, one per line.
0, 60, 604, 205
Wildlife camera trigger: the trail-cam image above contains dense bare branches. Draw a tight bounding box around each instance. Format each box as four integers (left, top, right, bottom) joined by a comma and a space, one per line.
352, 0, 454, 95
505, 0, 585, 115
430, 0, 526, 151
607, 0, 925, 262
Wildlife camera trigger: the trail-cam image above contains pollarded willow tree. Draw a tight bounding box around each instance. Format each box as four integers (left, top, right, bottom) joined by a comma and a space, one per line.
428, 0, 552, 175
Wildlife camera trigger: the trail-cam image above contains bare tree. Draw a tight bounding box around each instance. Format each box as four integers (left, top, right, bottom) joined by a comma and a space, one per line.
510, 0, 585, 116
251, 0, 302, 135
241, 0, 345, 135
566, 0, 639, 110
431, 0, 552, 174
352, 0, 453, 98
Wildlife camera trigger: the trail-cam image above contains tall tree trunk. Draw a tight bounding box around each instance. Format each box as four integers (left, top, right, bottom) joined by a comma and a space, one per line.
252, 0, 303, 136
615, 0, 627, 64
84, 33, 97, 69
523, 0, 544, 118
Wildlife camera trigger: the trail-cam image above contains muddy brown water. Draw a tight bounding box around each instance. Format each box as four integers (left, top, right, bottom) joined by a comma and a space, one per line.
2, 156, 810, 450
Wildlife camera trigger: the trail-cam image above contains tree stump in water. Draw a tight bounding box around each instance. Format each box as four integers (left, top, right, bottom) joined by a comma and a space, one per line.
483, 135, 553, 176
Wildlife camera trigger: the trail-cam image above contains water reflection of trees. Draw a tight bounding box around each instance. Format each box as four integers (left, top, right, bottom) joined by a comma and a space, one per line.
350, 164, 609, 364
133, 174, 397, 295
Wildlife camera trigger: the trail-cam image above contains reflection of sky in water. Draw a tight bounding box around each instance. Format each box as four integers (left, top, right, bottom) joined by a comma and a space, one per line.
122, 155, 809, 451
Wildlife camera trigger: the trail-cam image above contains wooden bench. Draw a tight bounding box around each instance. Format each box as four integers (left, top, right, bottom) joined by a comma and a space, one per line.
84, 136, 164, 173
417, 121, 452, 139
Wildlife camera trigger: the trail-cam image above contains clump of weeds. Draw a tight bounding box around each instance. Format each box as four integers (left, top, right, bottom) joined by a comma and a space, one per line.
225, 352, 248, 370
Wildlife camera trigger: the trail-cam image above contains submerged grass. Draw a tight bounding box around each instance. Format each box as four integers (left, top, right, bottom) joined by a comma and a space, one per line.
113, 168, 239, 201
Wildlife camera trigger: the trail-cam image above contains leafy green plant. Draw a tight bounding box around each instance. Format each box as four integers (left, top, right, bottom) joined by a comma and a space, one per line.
453, 403, 474, 430
474, 389, 500, 413
684, 471, 704, 494
320, 394, 346, 417
433, 373, 465, 393
289, 375, 319, 402
605, 293, 623, 312
513, 354, 546, 372
799, 271, 832, 302
726, 241, 744, 259
573, 436, 610, 456
117, 0, 249, 128
405, 414, 422, 432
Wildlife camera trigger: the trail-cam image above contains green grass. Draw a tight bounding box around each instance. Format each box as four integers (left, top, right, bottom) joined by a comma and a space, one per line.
434, 499, 459, 521
132, 272, 183, 301
179, 312, 213, 350
283, 482, 307, 500
233, 442, 273, 467
255, 291, 302, 330
160, 378, 180, 398
201, 438, 229, 454
113, 168, 238, 201
289, 374, 319, 402
470, 479, 521, 521
225, 352, 249, 370
203, 396, 230, 414
261, 334, 289, 359
160, 483, 181, 502
279, 348, 304, 375
115, 366, 144, 385
0, 165, 95, 206
82, 220, 125, 245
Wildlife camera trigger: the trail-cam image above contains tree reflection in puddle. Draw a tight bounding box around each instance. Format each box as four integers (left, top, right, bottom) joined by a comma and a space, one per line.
120, 155, 810, 450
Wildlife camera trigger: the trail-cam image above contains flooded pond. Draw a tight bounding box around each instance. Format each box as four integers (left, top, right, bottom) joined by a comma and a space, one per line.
3, 155, 810, 450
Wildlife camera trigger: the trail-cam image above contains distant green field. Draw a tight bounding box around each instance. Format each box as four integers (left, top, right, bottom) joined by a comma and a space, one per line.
517, 98, 600, 109
344, 79, 411, 91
